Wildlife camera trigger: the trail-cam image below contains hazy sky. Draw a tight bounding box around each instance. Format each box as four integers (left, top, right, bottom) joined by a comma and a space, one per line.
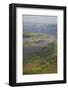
23, 15, 57, 24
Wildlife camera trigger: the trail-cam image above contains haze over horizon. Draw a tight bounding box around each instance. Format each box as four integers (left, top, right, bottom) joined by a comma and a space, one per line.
23, 15, 57, 25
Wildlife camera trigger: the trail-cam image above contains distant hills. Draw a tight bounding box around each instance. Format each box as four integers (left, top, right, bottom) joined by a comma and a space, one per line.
23, 22, 57, 36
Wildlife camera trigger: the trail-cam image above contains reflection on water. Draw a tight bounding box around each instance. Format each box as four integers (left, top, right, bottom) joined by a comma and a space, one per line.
24, 40, 48, 54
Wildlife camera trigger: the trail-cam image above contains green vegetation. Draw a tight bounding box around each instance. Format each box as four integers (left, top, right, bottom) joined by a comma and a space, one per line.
23, 32, 57, 75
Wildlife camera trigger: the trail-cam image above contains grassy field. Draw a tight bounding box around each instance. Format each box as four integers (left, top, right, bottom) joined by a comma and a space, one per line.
23, 32, 57, 75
